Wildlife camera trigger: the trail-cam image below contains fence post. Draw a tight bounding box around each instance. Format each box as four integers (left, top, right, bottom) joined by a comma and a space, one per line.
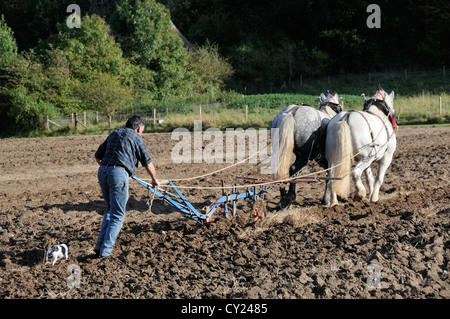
245, 105, 248, 122
83, 112, 86, 127
199, 105, 202, 120
153, 108, 156, 125
439, 96, 442, 115
95, 111, 98, 124
46, 116, 50, 131
74, 112, 78, 131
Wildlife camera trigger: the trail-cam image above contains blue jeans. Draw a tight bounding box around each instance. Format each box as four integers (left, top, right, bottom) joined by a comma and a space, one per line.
96, 165, 129, 257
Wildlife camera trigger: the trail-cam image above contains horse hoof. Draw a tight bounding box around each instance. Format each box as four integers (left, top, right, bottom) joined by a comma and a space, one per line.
279, 196, 292, 210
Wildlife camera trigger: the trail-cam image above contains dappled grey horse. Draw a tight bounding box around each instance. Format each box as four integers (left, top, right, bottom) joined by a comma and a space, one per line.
271, 91, 342, 208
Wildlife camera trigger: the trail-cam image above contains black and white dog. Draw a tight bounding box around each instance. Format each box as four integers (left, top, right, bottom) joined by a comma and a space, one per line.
44, 244, 69, 266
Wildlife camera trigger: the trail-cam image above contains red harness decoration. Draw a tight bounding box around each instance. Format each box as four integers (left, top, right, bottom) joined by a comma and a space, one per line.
389, 111, 397, 130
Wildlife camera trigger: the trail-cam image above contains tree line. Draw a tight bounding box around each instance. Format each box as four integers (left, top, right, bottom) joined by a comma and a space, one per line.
163, 0, 449, 90
1, 0, 449, 136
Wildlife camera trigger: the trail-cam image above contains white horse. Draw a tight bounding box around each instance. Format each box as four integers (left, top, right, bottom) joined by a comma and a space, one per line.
322, 87, 397, 207
271, 91, 342, 208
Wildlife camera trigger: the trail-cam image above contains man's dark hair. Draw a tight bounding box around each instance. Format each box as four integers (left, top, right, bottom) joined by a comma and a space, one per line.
126, 114, 146, 130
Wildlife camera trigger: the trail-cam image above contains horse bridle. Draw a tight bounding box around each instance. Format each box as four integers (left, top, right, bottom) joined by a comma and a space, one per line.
363, 98, 397, 130
320, 102, 342, 114
363, 99, 391, 116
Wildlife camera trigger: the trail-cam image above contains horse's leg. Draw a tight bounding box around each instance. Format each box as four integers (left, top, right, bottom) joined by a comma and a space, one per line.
322, 169, 342, 207
370, 153, 393, 202
352, 160, 373, 201
322, 179, 331, 205
280, 187, 287, 198
278, 154, 308, 209
287, 154, 308, 200
365, 167, 374, 200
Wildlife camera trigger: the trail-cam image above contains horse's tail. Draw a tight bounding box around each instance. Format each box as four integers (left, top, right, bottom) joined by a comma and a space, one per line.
329, 116, 352, 199
272, 112, 295, 180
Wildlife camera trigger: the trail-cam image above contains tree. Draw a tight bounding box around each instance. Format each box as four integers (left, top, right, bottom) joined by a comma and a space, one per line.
45, 14, 132, 82
0, 14, 17, 62
187, 42, 234, 94
0, 54, 59, 135
77, 72, 132, 127
37, 14, 134, 114
110, 0, 194, 99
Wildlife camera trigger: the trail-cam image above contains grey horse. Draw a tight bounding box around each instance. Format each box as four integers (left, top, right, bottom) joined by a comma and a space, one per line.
271, 91, 342, 208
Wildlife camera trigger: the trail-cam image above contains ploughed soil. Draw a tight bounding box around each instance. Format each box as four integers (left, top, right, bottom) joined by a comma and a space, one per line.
0, 126, 449, 299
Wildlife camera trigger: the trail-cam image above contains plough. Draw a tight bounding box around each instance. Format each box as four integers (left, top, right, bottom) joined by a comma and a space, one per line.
131, 176, 266, 225
132, 173, 341, 224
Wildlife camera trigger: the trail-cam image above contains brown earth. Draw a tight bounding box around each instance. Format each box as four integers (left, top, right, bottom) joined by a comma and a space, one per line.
0, 126, 449, 299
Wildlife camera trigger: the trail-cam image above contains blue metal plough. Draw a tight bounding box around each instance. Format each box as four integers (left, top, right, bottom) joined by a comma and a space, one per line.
131, 176, 266, 225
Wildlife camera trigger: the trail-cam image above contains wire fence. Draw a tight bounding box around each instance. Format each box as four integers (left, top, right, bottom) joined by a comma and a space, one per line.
46, 94, 449, 133
46, 66, 449, 132
46, 103, 224, 132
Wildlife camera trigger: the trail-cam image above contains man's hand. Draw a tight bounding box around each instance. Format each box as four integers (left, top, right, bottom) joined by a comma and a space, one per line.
145, 162, 160, 188
152, 178, 161, 188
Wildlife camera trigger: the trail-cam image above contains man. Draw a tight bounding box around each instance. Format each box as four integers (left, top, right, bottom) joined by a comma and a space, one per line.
94, 114, 160, 258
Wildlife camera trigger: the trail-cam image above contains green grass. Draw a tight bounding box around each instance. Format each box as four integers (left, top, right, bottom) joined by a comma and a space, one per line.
34, 70, 450, 137
41, 92, 449, 137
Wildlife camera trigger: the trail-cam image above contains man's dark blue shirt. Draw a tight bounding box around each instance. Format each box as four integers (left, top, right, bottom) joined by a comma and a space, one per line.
95, 128, 152, 176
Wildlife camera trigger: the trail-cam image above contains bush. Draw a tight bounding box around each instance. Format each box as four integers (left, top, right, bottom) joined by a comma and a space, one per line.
77, 72, 132, 126
0, 54, 59, 136
5, 85, 57, 134
187, 42, 234, 94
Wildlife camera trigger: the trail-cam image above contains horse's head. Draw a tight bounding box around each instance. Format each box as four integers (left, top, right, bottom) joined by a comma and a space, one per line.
319, 90, 342, 114
364, 86, 397, 128
373, 86, 395, 112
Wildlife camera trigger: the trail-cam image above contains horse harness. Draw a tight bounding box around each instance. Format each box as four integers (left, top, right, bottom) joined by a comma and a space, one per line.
285, 103, 337, 166
341, 99, 397, 158
320, 102, 343, 115
363, 99, 397, 130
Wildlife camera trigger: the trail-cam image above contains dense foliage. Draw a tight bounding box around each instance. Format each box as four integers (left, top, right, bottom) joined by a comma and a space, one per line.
163, 0, 449, 90
0, 0, 233, 135
0, 0, 448, 135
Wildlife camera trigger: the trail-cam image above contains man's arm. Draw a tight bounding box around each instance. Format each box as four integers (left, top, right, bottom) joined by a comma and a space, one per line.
145, 162, 160, 188
95, 139, 107, 165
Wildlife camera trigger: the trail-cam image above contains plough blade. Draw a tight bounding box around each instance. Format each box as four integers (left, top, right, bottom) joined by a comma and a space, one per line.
208, 185, 265, 218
